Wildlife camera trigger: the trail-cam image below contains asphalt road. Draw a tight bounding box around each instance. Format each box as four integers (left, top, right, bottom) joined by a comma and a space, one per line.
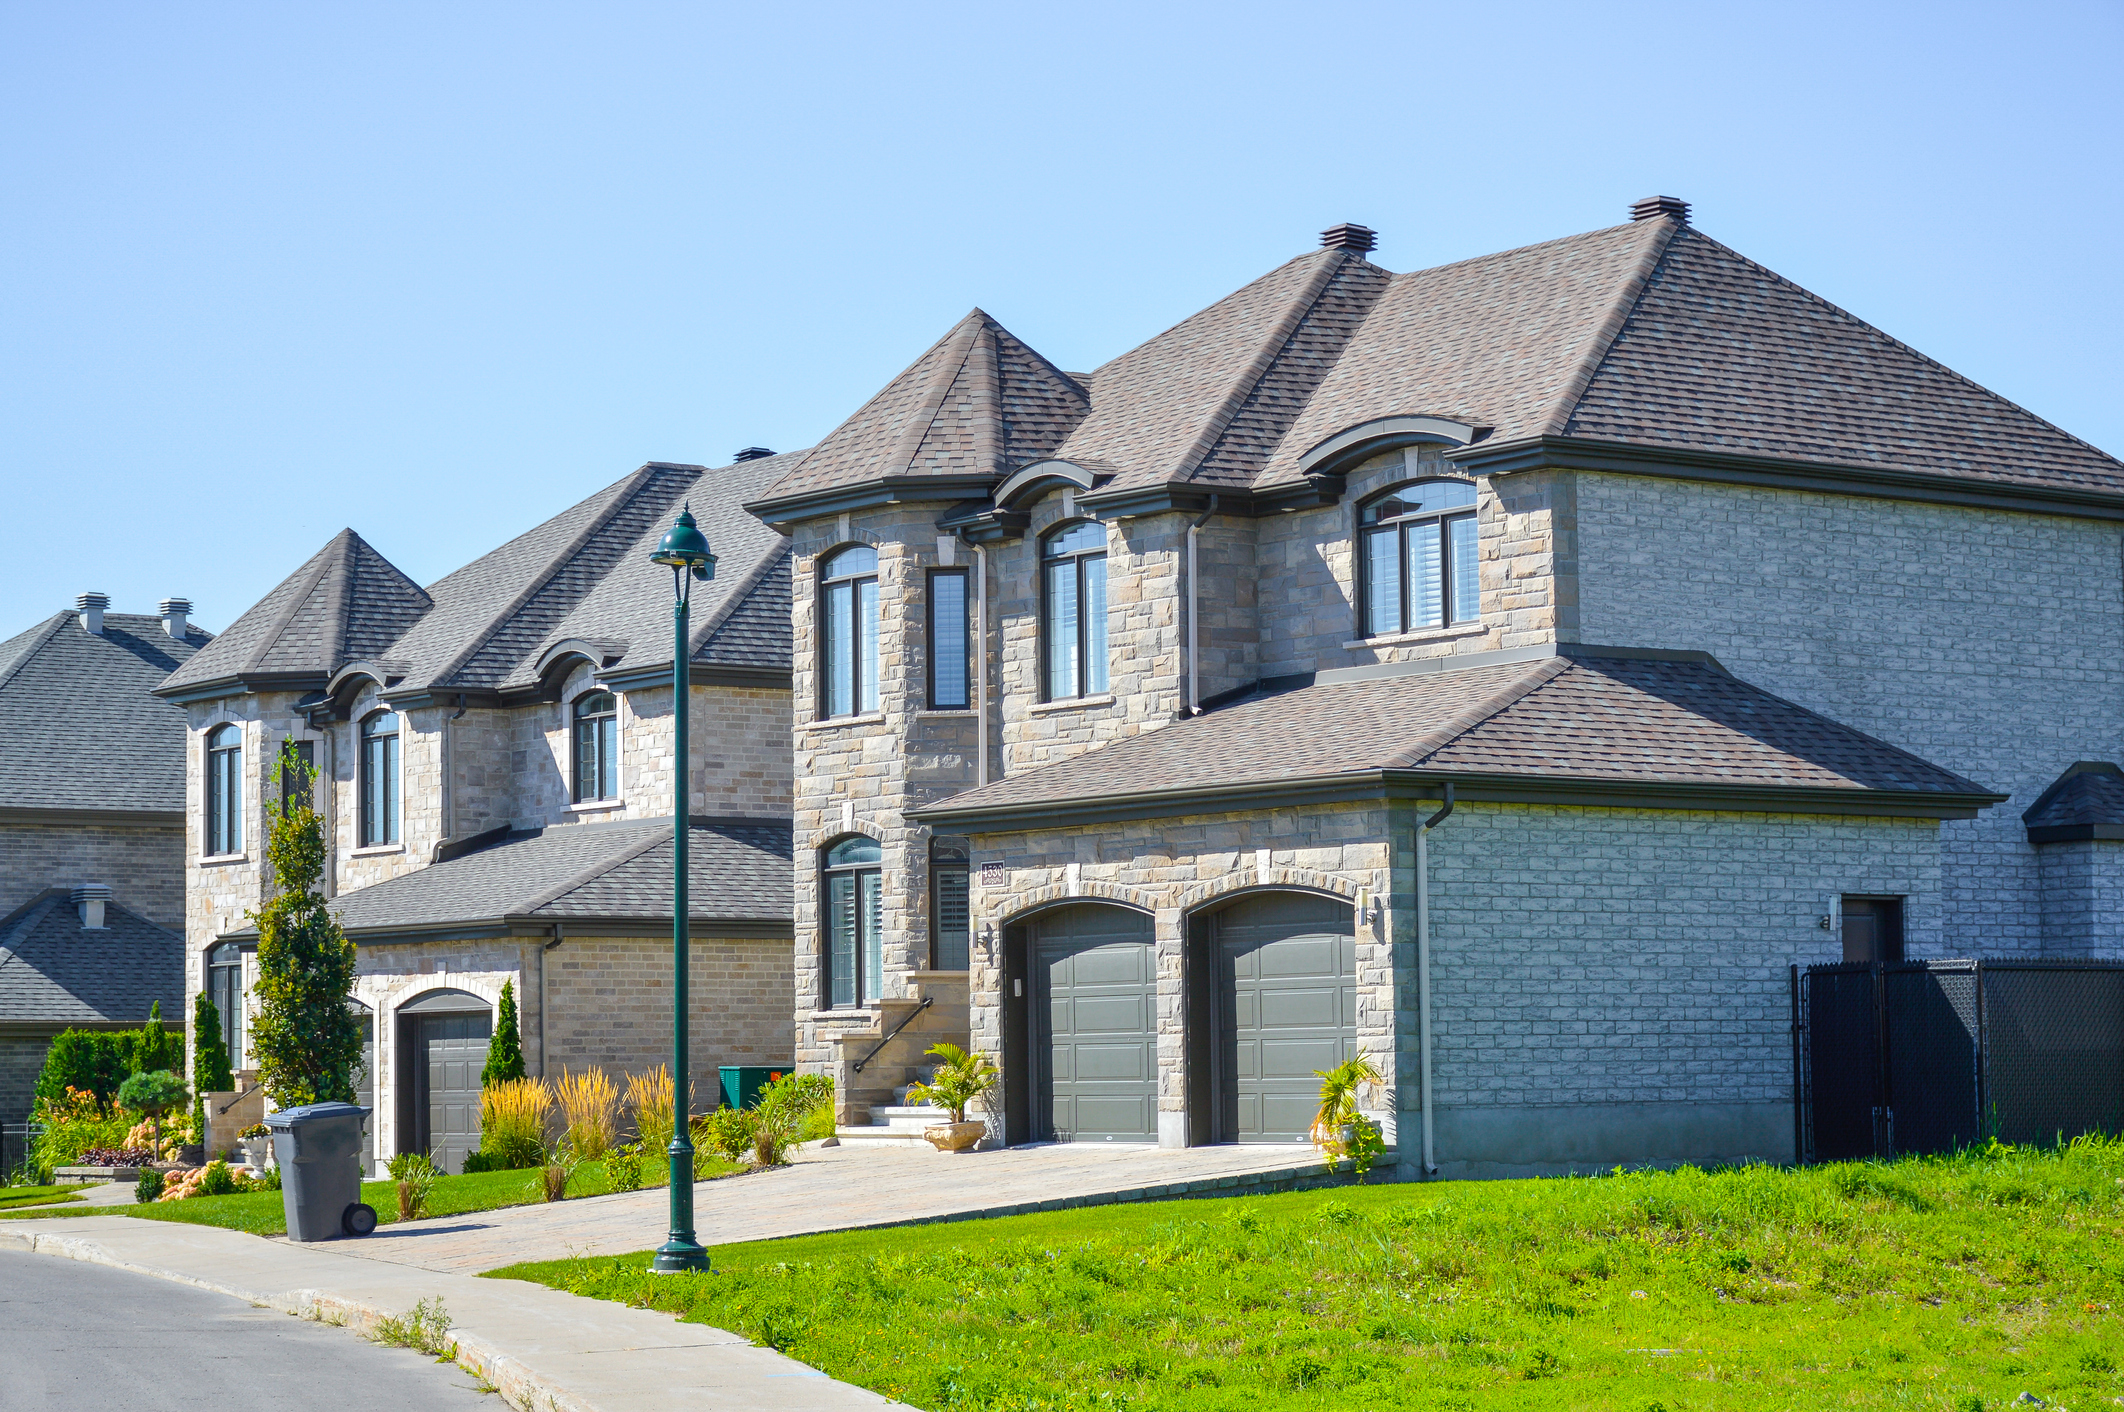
0, 1249, 495, 1410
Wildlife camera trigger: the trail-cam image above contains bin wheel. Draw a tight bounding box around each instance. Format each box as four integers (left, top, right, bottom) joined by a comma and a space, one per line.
342, 1202, 378, 1237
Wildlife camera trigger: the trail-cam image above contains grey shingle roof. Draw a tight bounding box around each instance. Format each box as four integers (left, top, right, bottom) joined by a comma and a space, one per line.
0, 610, 210, 814
0, 890, 184, 1025
323, 817, 791, 937
2022, 762, 2124, 842
914, 648, 1998, 825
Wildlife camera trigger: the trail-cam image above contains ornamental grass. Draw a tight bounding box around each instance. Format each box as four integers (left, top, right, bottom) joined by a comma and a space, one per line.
480, 1077, 551, 1169
554, 1067, 618, 1161
625, 1066, 674, 1155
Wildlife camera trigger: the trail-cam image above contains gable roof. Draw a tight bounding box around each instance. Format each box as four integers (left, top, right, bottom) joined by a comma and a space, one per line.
911, 646, 2003, 830
0, 890, 184, 1026
0, 610, 211, 817
2022, 761, 2124, 843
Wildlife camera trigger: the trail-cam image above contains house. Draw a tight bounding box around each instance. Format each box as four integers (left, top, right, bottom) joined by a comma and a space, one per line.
0, 595, 204, 1125
744, 198, 2124, 1178
154, 455, 798, 1172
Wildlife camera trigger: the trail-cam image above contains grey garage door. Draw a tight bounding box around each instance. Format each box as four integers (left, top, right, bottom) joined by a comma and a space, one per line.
1034, 905, 1157, 1142
1217, 893, 1357, 1142
412, 1012, 490, 1175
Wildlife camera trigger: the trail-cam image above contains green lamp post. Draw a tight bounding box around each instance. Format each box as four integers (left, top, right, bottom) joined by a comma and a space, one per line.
650, 503, 715, 1275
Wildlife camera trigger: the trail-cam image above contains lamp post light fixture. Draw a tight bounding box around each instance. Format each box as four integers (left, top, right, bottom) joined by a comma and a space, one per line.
649, 503, 715, 1275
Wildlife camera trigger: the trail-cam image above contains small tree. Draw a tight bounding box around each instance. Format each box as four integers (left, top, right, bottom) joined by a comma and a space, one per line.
481, 979, 525, 1088
131, 1002, 183, 1074
116, 1070, 189, 1155
193, 991, 234, 1093
247, 743, 362, 1107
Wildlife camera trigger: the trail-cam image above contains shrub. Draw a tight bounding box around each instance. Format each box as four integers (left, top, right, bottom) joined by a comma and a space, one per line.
115, 1070, 189, 1154
745, 1072, 836, 1167
700, 1107, 753, 1164
388, 1152, 437, 1221
906, 1044, 996, 1123
77, 1147, 156, 1166
34, 1031, 136, 1107
481, 980, 525, 1088
555, 1067, 618, 1161
129, 1002, 183, 1075
193, 991, 234, 1094
479, 1077, 551, 1168
606, 1142, 643, 1191
31, 1087, 133, 1173
199, 1160, 239, 1197
157, 1167, 205, 1201
134, 1168, 165, 1203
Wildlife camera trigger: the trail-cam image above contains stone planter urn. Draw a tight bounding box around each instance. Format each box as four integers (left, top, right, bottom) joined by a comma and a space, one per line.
923, 1120, 985, 1153
240, 1137, 272, 1170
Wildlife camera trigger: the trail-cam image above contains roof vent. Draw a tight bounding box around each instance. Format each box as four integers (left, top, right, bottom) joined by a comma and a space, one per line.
71, 883, 111, 930
159, 597, 192, 640
75, 591, 109, 636
733, 447, 776, 463
1630, 195, 1691, 224
1319, 223, 1378, 254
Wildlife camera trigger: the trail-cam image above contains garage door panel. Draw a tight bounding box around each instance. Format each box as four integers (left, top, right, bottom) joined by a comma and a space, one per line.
1258, 987, 1344, 1029
1261, 1036, 1346, 1078
1216, 894, 1357, 1143
1035, 907, 1158, 1143
1072, 1041, 1152, 1082
1255, 935, 1344, 979
1067, 944, 1152, 986
1069, 994, 1151, 1034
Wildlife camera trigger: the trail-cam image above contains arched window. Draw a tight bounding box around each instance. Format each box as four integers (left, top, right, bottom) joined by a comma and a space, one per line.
819, 545, 879, 718
573, 691, 618, 802
206, 941, 244, 1068
359, 711, 401, 847
205, 724, 242, 855
930, 837, 970, 971
1359, 479, 1479, 637
1041, 521, 1109, 700
823, 835, 883, 1007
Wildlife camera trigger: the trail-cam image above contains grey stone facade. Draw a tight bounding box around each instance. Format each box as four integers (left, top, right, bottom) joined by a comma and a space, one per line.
2035, 841, 2124, 958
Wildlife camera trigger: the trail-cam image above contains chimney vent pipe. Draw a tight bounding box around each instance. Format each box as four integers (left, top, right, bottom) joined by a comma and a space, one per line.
734, 447, 776, 463
159, 597, 192, 640
1629, 195, 1691, 224
1318, 223, 1378, 254
75, 592, 109, 635
72, 883, 112, 930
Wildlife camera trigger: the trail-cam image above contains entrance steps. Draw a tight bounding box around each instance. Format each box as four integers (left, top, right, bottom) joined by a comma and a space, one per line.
829, 971, 972, 1137
834, 1103, 953, 1148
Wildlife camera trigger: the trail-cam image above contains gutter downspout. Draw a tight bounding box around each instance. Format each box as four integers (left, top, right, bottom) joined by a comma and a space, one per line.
1184, 496, 1219, 716
1416, 781, 1454, 1177
540, 924, 565, 1078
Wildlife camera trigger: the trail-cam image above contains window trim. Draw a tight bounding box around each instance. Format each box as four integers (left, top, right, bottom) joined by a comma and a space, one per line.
358, 710, 402, 848
204, 723, 242, 857
1355, 478, 1480, 639
571, 690, 620, 803
1039, 519, 1110, 702
817, 543, 881, 720
821, 834, 884, 1009
930, 838, 970, 971
205, 941, 245, 1070
926, 567, 972, 711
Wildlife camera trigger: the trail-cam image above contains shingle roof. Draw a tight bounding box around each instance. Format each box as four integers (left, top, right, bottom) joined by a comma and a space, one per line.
0, 890, 184, 1025
914, 648, 1998, 825
321, 817, 792, 937
2022, 762, 2124, 842
0, 610, 210, 814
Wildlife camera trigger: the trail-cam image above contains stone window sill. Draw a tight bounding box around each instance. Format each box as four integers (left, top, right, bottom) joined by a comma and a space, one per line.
567, 800, 622, 815
801, 712, 886, 732
1029, 694, 1114, 715
915, 709, 976, 720
197, 853, 248, 867
808, 1007, 881, 1022
1343, 622, 1487, 650
350, 844, 405, 858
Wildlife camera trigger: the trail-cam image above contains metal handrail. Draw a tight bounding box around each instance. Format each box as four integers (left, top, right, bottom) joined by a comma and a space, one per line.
850, 996, 933, 1075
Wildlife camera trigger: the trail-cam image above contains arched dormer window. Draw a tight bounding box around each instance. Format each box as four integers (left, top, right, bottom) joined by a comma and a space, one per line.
358, 711, 401, 847
1359, 479, 1479, 637
822, 835, 883, 1007
1041, 520, 1109, 700
573, 691, 618, 802
205, 724, 242, 856
819, 545, 879, 718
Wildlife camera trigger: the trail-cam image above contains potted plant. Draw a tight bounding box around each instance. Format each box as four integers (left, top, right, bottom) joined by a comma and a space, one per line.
237, 1122, 273, 1171
905, 1043, 997, 1153
1310, 1056, 1386, 1179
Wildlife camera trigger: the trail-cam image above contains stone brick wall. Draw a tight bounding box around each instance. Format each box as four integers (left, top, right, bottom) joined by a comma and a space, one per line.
2035, 841, 2124, 958
621, 682, 793, 821
1572, 473, 2124, 957
0, 820, 183, 930
0, 1029, 60, 1125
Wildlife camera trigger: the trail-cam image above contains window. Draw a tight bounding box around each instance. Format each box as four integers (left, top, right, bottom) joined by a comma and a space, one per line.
1359, 479, 1480, 637
205, 724, 242, 855
823, 835, 883, 1007
573, 692, 619, 802
1841, 897, 1905, 963
206, 942, 244, 1069
359, 711, 401, 847
1041, 521, 1109, 700
281, 739, 314, 814
930, 838, 970, 970
819, 545, 880, 718
928, 569, 971, 710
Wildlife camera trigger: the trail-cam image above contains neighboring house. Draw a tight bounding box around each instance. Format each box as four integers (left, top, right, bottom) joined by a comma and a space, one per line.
155, 455, 798, 1171
0, 595, 206, 1124
745, 198, 2124, 1177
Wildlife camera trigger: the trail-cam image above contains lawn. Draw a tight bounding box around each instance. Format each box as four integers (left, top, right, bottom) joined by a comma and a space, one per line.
0, 1156, 743, 1234
491, 1137, 2124, 1412
0, 1185, 83, 1211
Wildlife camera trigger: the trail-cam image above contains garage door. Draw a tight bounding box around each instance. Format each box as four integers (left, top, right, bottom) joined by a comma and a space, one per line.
412, 1012, 491, 1175
1034, 905, 1157, 1142
1216, 893, 1357, 1142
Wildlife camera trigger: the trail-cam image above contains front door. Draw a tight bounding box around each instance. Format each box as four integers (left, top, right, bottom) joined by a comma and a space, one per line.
1214, 893, 1357, 1142
1033, 905, 1157, 1142
412, 1013, 490, 1174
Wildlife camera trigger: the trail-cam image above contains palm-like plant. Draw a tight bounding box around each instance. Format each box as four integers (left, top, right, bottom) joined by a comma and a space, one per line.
1310, 1055, 1386, 1179
905, 1043, 999, 1124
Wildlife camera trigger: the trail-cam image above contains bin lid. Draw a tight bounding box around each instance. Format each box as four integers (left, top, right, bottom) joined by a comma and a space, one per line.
263, 1101, 373, 1129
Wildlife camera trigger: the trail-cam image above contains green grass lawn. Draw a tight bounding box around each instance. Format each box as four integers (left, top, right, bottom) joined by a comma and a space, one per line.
491, 1138, 2124, 1412
0, 1185, 83, 1210
0, 1156, 744, 1233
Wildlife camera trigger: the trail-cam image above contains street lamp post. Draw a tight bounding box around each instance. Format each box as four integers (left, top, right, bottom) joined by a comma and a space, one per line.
650, 504, 715, 1275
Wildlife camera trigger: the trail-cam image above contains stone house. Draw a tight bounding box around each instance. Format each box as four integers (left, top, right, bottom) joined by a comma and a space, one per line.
154, 455, 798, 1172
744, 198, 2124, 1178
0, 595, 204, 1125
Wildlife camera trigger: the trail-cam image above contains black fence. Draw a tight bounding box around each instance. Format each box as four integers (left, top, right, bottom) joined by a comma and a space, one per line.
2, 1122, 39, 1182
1796, 959, 2124, 1162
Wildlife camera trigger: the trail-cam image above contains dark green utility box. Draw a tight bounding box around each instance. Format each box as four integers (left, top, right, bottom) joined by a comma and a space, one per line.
719, 1065, 786, 1112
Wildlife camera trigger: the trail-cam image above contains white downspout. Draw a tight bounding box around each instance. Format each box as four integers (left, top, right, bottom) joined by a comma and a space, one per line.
1416, 782, 1454, 1177
1184, 497, 1218, 715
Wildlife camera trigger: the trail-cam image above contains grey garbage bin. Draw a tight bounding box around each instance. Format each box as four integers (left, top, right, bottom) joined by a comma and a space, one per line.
265, 1102, 376, 1241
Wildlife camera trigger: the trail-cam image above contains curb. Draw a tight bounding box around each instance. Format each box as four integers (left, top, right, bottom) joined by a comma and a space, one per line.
0, 1226, 596, 1412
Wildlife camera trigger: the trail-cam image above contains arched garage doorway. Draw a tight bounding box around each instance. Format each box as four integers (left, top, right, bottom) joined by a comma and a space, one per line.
1003, 903, 1158, 1144
395, 989, 491, 1174
1187, 891, 1357, 1144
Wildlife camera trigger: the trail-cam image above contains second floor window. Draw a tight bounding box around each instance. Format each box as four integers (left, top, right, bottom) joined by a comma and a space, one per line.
820, 545, 879, 718
205, 723, 241, 855
1042, 520, 1109, 700
1360, 479, 1479, 637
573, 691, 618, 802
928, 568, 971, 710
823, 835, 882, 1007
359, 711, 401, 847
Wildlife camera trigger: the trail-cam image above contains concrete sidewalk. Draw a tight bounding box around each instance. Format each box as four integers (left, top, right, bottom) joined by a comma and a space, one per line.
2, 1215, 888, 1412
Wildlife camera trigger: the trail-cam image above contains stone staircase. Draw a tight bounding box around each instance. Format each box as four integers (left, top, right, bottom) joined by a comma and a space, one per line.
831, 971, 971, 1147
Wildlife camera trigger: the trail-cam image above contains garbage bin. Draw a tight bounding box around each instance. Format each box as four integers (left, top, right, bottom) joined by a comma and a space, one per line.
265, 1102, 376, 1242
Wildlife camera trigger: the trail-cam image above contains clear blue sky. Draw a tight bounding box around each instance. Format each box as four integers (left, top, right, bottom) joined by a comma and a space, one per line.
4, 2, 2119, 633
